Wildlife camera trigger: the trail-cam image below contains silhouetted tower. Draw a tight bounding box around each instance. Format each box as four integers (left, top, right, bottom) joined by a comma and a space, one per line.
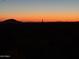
42, 18, 44, 23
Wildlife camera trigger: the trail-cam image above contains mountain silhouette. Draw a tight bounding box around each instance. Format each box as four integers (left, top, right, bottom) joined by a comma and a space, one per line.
2, 19, 22, 24
4, 19, 17, 22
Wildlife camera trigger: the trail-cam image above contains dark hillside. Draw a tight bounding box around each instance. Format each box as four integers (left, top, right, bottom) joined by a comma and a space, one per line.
0, 19, 78, 59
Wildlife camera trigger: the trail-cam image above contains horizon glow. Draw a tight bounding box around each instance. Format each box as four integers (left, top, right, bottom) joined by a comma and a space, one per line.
0, 0, 79, 22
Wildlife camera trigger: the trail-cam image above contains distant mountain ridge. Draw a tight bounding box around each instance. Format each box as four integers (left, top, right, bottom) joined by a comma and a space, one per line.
3, 19, 18, 22
0, 19, 23, 25
1, 19, 79, 25
1, 19, 79, 23
2, 19, 21, 23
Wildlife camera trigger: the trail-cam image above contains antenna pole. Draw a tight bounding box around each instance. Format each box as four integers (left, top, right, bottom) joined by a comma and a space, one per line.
42, 18, 43, 23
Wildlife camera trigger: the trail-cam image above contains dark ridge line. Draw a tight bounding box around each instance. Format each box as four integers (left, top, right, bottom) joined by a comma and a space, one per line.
1, 21, 79, 23
0, 19, 79, 23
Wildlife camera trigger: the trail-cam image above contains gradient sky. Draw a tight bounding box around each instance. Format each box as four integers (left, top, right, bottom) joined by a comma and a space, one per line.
0, 0, 79, 22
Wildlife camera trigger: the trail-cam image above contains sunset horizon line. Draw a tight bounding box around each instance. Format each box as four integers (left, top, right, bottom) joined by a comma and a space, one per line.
0, 18, 79, 22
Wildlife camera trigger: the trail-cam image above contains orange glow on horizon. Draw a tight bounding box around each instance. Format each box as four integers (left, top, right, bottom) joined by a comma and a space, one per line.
0, 12, 79, 22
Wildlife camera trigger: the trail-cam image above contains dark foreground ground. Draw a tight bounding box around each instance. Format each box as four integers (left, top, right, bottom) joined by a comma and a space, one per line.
0, 19, 79, 59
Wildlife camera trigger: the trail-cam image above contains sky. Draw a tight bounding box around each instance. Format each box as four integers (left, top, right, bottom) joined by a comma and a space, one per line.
0, 0, 79, 22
